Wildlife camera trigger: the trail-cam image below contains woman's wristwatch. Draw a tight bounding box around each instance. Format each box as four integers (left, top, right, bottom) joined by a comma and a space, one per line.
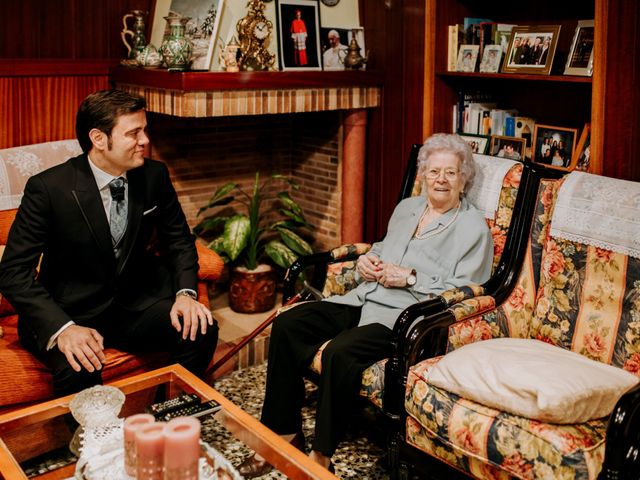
406, 269, 417, 287
176, 289, 197, 300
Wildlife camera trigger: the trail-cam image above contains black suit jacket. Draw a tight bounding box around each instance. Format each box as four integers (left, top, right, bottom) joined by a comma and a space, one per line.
0, 154, 198, 352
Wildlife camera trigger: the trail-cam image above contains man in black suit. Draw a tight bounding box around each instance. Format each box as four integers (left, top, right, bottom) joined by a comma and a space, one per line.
0, 90, 218, 396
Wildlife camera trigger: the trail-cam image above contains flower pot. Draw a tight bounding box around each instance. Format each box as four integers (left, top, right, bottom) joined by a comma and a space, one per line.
228, 264, 277, 313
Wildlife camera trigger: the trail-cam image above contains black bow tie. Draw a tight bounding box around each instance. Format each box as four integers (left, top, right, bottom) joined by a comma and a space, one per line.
109, 177, 126, 202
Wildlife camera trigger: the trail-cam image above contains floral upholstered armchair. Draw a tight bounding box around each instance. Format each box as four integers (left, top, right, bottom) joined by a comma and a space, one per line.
398, 172, 640, 480
282, 147, 525, 413
0, 141, 224, 412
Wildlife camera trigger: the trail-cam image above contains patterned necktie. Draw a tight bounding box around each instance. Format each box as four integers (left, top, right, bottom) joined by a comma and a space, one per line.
108, 177, 127, 245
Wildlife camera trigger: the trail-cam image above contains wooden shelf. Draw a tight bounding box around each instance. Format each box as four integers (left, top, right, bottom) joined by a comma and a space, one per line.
109, 66, 383, 91
436, 71, 592, 83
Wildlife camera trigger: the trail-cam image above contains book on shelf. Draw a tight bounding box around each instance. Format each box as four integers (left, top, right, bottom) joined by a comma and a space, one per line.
447, 24, 464, 71
456, 90, 494, 133
490, 109, 518, 136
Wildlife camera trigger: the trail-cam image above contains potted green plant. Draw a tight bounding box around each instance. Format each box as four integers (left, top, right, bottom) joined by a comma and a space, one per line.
194, 172, 313, 313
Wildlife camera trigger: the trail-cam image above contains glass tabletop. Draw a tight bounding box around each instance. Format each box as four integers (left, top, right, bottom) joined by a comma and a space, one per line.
0, 364, 337, 480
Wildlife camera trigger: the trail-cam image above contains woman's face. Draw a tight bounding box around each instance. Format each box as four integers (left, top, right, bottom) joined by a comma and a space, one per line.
423, 152, 465, 211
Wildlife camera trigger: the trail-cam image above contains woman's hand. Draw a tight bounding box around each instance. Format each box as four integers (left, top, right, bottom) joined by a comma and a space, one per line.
377, 263, 413, 288
357, 254, 382, 282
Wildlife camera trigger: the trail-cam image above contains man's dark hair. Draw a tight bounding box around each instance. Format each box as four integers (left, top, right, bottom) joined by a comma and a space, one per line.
75, 90, 146, 153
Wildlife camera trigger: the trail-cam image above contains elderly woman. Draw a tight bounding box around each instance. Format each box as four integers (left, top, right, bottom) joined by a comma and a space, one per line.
239, 133, 493, 476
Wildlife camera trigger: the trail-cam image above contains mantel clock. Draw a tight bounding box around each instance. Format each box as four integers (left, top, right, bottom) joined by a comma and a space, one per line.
236, 0, 276, 71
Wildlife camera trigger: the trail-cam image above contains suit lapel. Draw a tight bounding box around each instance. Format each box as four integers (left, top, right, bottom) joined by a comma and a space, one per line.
70, 155, 114, 259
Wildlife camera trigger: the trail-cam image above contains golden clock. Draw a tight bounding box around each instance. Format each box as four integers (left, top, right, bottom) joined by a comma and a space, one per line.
236, 0, 276, 71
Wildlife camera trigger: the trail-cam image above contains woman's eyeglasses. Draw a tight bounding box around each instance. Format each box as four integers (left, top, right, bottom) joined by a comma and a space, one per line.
425, 168, 459, 180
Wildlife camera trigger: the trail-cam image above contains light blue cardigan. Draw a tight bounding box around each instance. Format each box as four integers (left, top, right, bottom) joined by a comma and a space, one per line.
326, 196, 493, 330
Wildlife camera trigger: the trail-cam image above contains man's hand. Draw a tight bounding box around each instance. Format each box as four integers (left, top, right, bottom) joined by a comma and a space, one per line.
357, 254, 382, 282
377, 263, 413, 288
170, 295, 214, 341
57, 325, 105, 373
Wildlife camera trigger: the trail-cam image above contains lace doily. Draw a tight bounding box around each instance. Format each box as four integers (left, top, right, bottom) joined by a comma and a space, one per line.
466, 154, 518, 219
550, 171, 640, 258
67, 386, 242, 480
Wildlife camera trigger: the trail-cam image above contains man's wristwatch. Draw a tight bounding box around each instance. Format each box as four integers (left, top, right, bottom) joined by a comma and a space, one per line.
176, 289, 197, 300
406, 269, 417, 287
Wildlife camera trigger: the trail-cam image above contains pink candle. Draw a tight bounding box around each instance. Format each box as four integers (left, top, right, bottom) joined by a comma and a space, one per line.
123, 413, 155, 476
163, 417, 201, 480
135, 422, 166, 480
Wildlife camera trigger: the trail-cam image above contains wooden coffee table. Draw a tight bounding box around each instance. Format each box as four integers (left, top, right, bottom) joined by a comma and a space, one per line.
0, 364, 337, 479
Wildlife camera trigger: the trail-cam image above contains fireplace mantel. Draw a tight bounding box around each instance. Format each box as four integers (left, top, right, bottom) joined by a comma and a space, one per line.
109, 66, 380, 243
109, 66, 382, 117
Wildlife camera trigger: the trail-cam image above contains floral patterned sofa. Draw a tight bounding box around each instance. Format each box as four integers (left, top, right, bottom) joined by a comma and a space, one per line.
0, 140, 224, 413
398, 172, 640, 480
282, 146, 526, 413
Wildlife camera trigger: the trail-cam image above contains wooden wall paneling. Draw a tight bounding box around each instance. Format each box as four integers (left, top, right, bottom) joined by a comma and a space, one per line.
600, 0, 640, 181
361, 0, 426, 242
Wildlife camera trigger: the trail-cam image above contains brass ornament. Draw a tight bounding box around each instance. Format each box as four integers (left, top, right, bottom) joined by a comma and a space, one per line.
236, 0, 276, 71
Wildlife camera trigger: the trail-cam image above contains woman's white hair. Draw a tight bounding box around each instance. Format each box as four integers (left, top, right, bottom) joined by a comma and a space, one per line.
417, 133, 476, 192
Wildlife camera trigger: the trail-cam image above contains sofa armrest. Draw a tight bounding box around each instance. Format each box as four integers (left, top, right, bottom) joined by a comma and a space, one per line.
196, 240, 225, 282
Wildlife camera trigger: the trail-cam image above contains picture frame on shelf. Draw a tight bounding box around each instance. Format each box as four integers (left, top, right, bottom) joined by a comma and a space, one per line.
456, 45, 479, 72
564, 20, 594, 76
532, 124, 579, 169
320, 27, 365, 71
573, 123, 592, 171
479, 45, 503, 73
150, 0, 225, 71
276, 0, 322, 71
501, 25, 561, 75
320, 27, 349, 70
489, 135, 526, 161
459, 133, 490, 154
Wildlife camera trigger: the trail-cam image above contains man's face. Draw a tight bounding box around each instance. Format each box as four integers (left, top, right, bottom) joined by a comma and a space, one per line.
328, 34, 340, 48
101, 110, 148, 175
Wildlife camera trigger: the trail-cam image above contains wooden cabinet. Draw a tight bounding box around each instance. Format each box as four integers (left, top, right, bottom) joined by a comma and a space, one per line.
421, 0, 640, 179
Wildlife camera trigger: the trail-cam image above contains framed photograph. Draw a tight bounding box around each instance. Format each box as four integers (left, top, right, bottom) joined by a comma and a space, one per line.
320, 27, 365, 70
573, 123, 592, 171
456, 45, 479, 72
501, 25, 561, 75
489, 135, 526, 161
564, 20, 595, 76
531, 124, 579, 169
276, 0, 322, 71
150, 0, 225, 71
479, 45, 503, 73
459, 133, 490, 154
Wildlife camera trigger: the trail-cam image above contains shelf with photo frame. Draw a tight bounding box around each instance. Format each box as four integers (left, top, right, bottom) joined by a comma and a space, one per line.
424, 0, 604, 173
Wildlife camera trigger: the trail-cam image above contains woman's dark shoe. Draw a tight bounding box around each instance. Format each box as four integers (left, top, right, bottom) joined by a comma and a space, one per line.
237, 432, 305, 478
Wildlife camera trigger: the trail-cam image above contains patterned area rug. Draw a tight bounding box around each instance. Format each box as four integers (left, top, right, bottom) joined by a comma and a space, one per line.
204, 363, 390, 479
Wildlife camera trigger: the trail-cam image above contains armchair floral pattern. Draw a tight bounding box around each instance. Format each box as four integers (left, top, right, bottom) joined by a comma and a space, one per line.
307, 162, 524, 410
402, 176, 640, 480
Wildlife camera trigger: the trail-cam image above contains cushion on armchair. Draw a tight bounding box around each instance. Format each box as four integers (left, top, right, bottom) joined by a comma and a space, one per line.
427, 337, 639, 424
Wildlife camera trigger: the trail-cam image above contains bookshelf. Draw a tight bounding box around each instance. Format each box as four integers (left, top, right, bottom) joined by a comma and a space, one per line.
422, 0, 607, 174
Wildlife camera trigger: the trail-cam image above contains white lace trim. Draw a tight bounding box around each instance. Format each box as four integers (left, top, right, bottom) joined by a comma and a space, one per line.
550, 171, 640, 259
466, 154, 518, 219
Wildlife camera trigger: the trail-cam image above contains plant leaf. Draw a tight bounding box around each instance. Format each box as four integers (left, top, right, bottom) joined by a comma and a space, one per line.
223, 215, 250, 261
277, 191, 303, 215
197, 182, 238, 215
207, 236, 230, 263
193, 216, 229, 235
279, 208, 310, 227
277, 227, 313, 255
265, 240, 298, 269
271, 174, 300, 190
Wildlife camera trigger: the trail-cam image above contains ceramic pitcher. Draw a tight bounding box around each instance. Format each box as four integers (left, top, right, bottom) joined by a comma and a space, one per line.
160, 15, 193, 71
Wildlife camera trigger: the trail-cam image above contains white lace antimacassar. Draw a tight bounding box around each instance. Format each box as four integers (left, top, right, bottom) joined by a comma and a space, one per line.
66, 385, 242, 480
550, 171, 640, 259
466, 154, 518, 220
